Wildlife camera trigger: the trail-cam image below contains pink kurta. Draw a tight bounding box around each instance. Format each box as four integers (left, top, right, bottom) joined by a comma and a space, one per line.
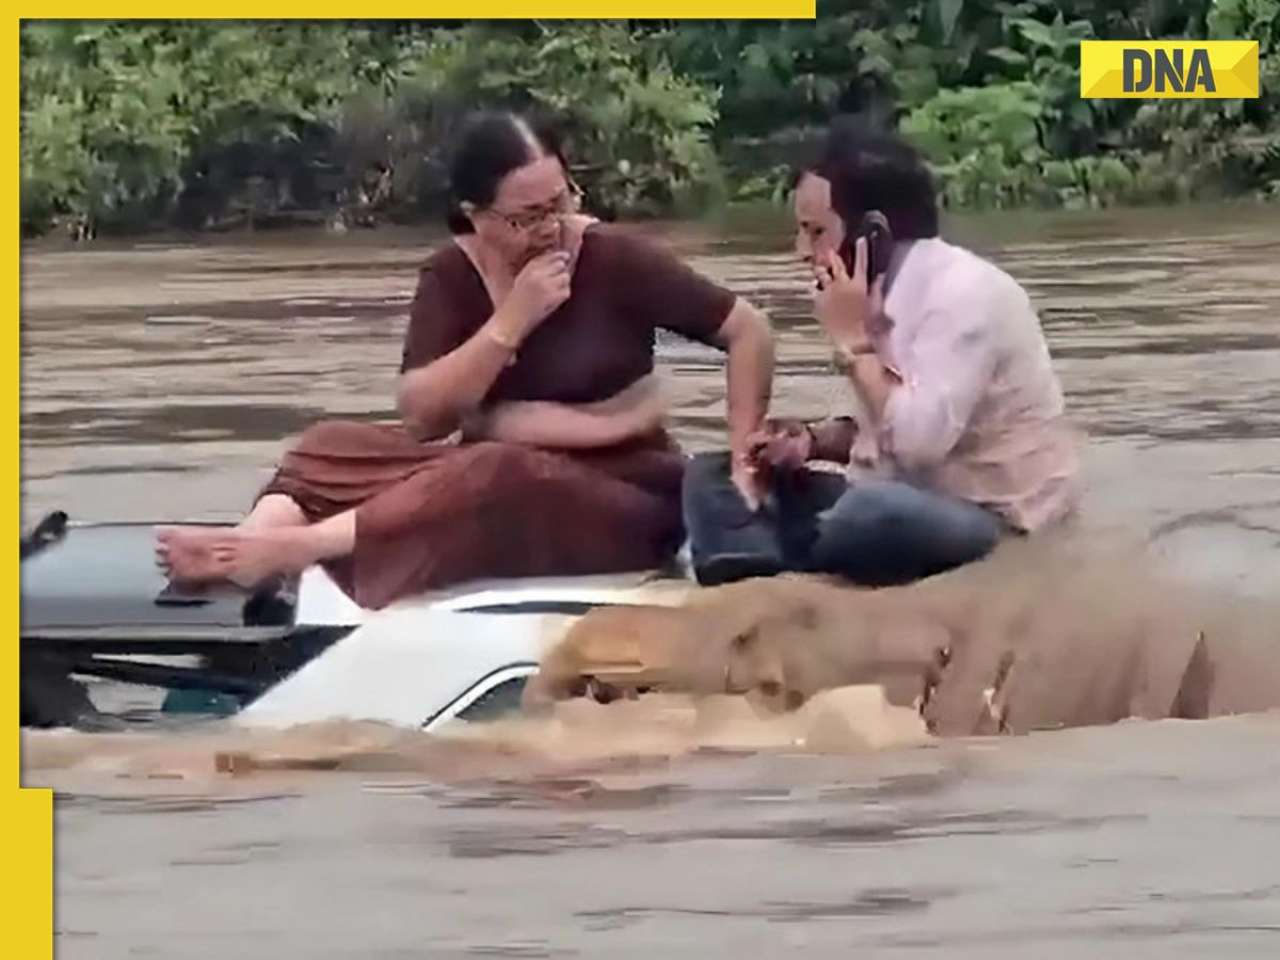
853, 238, 1081, 532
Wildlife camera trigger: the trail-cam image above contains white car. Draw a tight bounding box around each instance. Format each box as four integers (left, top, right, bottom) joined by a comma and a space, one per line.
20, 512, 694, 730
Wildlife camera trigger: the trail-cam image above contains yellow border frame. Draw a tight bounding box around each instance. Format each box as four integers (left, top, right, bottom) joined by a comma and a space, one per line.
9, 17, 53, 956
9, 10, 816, 955
17, 5, 816, 19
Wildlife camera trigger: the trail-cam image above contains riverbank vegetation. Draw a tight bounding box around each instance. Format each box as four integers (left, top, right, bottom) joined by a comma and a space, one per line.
20, 3, 1280, 237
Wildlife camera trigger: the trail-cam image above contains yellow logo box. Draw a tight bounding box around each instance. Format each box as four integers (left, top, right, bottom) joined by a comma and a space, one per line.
1080, 40, 1259, 99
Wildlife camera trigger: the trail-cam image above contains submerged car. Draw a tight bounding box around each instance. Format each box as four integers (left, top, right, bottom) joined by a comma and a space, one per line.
19, 512, 695, 731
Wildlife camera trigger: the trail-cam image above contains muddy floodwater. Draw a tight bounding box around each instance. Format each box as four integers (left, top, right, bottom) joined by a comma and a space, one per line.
20, 204, 1280, 958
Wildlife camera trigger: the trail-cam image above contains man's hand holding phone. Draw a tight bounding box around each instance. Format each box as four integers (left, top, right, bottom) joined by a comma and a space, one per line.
814, 236, 884, 356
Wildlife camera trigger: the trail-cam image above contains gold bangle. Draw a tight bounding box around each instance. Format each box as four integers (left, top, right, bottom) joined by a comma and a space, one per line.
485, 324, 520, 351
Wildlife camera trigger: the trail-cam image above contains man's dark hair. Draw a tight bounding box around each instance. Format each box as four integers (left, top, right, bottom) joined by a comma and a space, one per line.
814, 116, 939, 241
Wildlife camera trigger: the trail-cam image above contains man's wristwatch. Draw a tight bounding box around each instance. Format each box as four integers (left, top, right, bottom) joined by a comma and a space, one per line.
833, 340, 877, 371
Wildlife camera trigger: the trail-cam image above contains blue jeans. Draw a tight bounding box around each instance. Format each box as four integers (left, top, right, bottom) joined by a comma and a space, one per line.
681, 452, 1003, 587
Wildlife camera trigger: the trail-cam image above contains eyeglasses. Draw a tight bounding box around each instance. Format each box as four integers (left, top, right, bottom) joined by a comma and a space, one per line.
485, 185, 583, 232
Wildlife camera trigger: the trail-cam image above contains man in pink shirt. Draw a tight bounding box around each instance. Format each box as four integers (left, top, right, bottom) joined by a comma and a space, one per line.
683, 121, 1080, 586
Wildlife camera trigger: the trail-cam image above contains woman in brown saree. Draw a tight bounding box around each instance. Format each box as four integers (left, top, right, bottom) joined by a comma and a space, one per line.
156, 111, 774, 610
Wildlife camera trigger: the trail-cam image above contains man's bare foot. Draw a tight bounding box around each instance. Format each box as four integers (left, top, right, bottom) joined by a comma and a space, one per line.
156, 525, 317, 589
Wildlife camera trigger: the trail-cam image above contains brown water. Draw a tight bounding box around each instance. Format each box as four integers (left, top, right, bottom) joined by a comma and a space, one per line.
20, 204, 1280, 957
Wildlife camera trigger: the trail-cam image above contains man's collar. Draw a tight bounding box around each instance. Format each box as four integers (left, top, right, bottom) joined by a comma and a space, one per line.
870, 239, 918, 337
881, 239, 916, 297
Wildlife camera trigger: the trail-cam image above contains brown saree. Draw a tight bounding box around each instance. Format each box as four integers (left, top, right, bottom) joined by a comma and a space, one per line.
260, 224, 736, 609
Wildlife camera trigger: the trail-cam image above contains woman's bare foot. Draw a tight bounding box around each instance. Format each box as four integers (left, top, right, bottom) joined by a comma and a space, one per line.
156, 526, 317, 589
155, 526, 227, 582
156, 510, 354, 590
154, 495, 308, 586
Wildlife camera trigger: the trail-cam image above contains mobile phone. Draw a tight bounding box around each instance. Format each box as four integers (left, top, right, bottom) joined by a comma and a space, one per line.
838, 210, 893, 285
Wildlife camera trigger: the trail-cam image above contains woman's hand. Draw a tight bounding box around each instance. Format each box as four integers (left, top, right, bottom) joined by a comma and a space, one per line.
814, 236, 885, 354
744, 418, 813, 471
493, 250, 572, 343
730, 453, 770, 514
733, 418, 815, 509
583, 373, 667, 438
584, 373, 663, 422
465, 375, 667, 449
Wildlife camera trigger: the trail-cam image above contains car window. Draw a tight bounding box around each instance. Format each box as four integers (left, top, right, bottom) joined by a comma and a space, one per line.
455, 676, 528, 723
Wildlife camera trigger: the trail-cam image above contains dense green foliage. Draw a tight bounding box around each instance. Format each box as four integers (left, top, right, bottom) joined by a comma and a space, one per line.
678, 0, 1280, 208
20, 5, 1280, 237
